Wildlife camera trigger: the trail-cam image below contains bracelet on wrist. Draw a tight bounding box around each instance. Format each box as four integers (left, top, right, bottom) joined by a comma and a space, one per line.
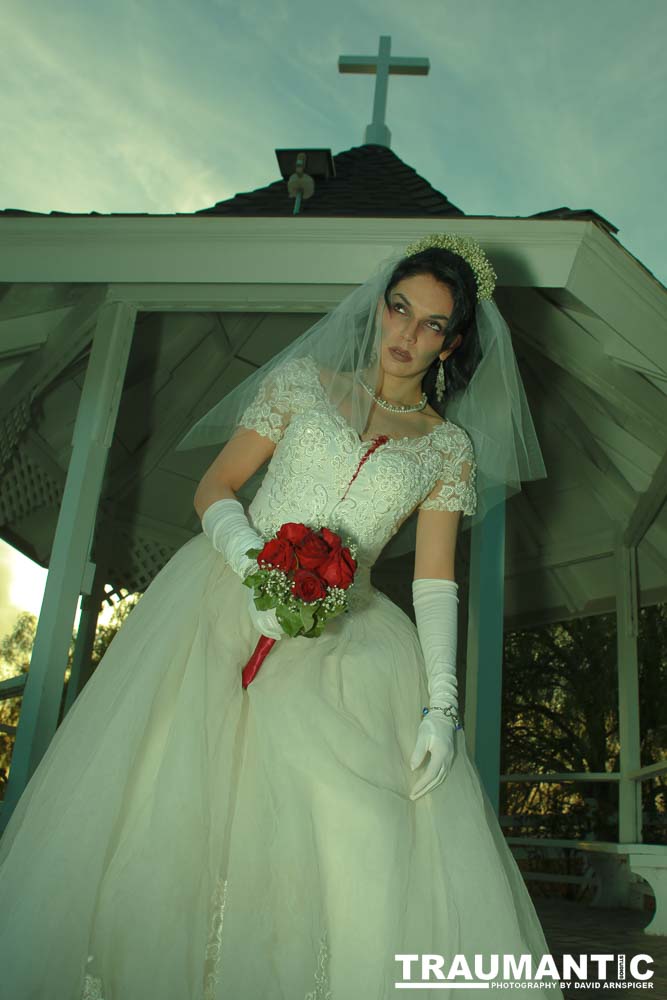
422, 705, 463, 731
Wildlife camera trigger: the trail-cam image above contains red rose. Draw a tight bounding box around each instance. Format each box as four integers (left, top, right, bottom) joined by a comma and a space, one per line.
295, 532, 332, 571
319, 526, 342, 550
318, 546, 357, 590
291, 569, 328, 602
258, 538, 297, 573
277, 522, 312, 544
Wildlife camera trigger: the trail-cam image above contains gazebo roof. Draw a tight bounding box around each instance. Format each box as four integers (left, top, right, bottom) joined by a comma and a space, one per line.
197, 144, 466, 217
1, 143, 666, 630
2, 121, 666, 878
2, 141, 615, 228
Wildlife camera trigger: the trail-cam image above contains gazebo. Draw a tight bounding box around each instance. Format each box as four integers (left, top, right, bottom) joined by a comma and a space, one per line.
1, 35, 666, 941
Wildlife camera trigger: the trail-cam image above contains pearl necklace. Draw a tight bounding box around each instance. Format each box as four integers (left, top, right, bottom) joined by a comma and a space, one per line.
358, 374, 428, 413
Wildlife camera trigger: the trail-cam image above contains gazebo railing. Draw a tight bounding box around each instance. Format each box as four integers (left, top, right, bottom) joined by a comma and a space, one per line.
499, 767, 667, 935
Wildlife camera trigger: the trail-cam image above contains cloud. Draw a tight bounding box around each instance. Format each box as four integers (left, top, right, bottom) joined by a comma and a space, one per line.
0, 0, 664, 287
0, 7, 237, 212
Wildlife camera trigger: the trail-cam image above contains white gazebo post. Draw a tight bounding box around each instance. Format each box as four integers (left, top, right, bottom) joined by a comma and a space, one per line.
338, 35, 429, 148
615, 530, 642, 843
464, 486, 507, 814
63, 527, 113, 716
1, 299, 136, 828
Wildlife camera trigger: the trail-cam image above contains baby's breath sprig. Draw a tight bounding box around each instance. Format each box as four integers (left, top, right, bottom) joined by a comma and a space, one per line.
256, 564, 291, 602
320, 586, 349, 614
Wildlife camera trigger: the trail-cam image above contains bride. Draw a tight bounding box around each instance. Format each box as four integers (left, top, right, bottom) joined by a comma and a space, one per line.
0, 233, 562, 998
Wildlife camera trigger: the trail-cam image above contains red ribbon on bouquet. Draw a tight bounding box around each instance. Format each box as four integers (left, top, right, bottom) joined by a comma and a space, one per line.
242, 636, 276, 688
241, 434, 389, 689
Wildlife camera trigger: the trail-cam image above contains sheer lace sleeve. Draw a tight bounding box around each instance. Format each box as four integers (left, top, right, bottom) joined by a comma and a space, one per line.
418, 425, 477, 515
236, 358, 312, 444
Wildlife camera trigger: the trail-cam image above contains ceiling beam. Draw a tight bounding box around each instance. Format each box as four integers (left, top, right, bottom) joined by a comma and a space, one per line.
0, 302, 86, 362
505, 582, 667, 632
496, 287, 667, 448
106, 282, 354, 313
22, 429, 68, 487
544, 298, 667, 384
603, 342, 667, 383
510, 492, 590, 613
567, 225, 667, 373
524, 351, 667, 579
109, 313, 268, 502
506, 526, 615, 577
624, 442, 667, 547
0, 285, 107, 425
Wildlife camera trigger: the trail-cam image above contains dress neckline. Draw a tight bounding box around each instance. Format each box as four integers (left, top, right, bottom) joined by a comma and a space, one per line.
301, 355, 450, 449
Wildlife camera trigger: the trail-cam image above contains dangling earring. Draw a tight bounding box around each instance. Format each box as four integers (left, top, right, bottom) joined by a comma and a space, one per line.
369, 346, 378, 364
435, 358, 446, 402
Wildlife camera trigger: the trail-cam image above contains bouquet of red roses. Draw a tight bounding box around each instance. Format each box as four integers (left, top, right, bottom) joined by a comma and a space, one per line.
240, 521, 358, 688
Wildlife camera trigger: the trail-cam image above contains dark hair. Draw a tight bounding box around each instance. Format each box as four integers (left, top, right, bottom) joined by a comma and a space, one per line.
383, 247, 482, 411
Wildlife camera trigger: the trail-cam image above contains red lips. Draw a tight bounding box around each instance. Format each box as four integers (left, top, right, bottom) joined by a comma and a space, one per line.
390, 347, 412, 360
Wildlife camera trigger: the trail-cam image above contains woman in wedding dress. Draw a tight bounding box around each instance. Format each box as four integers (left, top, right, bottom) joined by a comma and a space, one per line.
0, 234, 563, 999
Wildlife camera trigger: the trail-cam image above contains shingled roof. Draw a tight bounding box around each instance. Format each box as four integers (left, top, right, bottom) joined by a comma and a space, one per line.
196, 145, 619, 229
196, 143, 465, 217
0, 142, 617, 231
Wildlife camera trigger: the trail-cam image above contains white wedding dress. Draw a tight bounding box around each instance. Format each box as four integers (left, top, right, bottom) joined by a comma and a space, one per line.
0, 356, 563, 999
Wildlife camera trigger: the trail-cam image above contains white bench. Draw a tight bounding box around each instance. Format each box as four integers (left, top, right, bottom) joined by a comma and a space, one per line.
507, 837, 667, 935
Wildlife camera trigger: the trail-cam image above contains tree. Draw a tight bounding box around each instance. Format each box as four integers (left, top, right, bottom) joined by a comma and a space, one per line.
0, 611, 39, 798
0, 592, 141, 799
502, 603, 667, 844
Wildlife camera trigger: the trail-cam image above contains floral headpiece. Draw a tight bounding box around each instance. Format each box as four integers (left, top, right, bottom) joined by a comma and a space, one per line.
404, 233, 497, 301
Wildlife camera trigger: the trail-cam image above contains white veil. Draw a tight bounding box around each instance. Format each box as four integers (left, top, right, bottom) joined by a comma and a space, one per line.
177, 242, 547, 563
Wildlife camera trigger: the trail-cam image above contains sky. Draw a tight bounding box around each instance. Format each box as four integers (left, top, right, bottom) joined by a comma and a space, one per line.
0, 0, 665, 636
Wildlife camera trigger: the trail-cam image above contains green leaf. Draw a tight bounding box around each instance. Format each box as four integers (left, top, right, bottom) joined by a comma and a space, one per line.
299, 603, 317, 631
304, 620, 327, 638
324, 603, 346, 621
275, 605, 303, 638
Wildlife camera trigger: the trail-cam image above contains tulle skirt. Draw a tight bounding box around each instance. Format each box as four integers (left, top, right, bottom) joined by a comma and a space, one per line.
0, 532, 563, 999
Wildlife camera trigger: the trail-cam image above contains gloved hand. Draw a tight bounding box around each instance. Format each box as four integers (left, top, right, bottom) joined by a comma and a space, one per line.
409, 578, 460, 801
245, 586, 284, 640
201, 498, 264, 581
200, 499, 285, 641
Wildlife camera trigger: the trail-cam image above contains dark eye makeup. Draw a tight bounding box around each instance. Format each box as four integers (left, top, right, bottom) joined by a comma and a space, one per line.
391, 301, 444, 333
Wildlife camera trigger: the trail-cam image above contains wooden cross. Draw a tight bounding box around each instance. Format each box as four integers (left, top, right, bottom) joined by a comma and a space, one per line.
338, 35, 430, 148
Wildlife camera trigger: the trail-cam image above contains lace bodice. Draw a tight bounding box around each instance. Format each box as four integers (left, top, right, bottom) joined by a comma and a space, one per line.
238, 356, 476, 592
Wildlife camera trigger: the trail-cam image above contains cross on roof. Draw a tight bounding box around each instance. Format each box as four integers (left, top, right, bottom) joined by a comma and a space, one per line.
338, 35, 430, 148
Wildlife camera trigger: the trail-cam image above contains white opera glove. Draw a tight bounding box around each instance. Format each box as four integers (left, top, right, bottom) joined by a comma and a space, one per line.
409, 578, 460, 801
201, 498, 265, 581
200, 499, 285, 641
244, 587, 284, 641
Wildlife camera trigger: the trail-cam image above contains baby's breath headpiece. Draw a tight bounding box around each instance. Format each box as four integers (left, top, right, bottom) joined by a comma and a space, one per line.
404, 233, 497, 301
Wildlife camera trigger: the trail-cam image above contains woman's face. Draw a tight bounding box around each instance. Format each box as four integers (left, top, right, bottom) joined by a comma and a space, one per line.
377, 273, 460, 375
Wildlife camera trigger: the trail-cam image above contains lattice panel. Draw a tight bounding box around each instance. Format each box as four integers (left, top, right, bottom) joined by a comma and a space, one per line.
0, 398, 32, 472
0, 445, 64, 526
106, 528, 177, 595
